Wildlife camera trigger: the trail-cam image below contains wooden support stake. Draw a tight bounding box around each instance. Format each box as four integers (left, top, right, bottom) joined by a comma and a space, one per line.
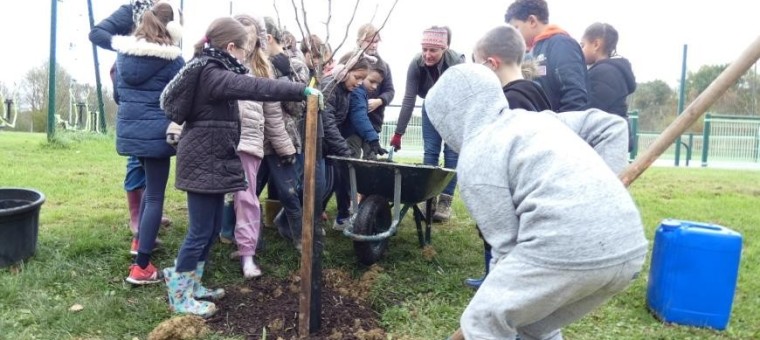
450, 35, 760, 340
620, 35, 760, 187
298, 95, 319, 338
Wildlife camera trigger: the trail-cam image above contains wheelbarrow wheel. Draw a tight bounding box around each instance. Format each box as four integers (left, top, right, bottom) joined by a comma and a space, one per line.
353, 195, 392, 266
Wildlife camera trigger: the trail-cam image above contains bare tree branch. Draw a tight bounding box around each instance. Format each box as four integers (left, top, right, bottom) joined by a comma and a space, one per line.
369, 2, 379, 23
321, 0, 398, 98
298, 0, 321, 77
273, 0, 282, 29
374, 0, 398, 36
330, 0, 360, 60
290, 0, 306, 51
323, 0, 332, 44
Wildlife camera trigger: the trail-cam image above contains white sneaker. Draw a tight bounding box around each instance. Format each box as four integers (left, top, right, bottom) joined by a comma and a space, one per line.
241, 256, 261, 279
332, 217, 352, 231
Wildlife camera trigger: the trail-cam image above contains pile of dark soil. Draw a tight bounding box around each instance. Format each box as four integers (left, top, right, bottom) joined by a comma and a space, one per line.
208, 266, 387, 340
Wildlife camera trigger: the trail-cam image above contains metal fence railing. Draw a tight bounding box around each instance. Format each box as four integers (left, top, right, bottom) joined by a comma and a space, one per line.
378, 107, 760, 167
631, 113, 760, 166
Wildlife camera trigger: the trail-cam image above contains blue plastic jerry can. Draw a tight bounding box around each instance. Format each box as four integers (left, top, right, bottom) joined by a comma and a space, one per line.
646, 219, 743, 330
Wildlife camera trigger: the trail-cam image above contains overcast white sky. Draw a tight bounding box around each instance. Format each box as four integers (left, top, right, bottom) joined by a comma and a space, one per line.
1, 0, 758, 107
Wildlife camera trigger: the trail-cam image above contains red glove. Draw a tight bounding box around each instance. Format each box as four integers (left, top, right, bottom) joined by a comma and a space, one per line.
390, 133, 403, 151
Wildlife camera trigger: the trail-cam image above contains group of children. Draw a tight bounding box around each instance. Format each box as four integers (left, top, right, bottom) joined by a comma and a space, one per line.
90, 0, 646, 337
91, 0, 398, 318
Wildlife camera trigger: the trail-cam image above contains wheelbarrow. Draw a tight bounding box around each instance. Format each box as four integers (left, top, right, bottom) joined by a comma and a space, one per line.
327, 155, 456, 265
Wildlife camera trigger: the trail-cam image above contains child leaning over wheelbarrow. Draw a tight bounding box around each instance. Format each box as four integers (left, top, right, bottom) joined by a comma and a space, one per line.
425, 63, 648, 340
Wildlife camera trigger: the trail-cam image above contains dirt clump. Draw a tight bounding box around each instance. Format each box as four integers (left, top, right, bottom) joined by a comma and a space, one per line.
148, 315, 208, 340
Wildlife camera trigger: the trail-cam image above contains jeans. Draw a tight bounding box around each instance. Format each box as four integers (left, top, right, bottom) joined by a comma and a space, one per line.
124, 155, 146, 192
176, 192, 224, 272
277, 155, 328, 242
136, 157, 170, 256
421, 104, 458, 195
256, 155, 303, 238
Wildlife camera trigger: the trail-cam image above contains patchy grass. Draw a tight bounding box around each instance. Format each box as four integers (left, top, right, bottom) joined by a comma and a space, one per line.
1, 131, 759, 339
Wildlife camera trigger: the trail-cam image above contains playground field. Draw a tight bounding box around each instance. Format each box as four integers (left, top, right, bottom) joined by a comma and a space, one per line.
1, 131, 759, 339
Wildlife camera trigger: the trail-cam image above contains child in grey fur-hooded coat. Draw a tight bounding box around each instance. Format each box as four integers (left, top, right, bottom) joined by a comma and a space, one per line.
425, 63, 647, 340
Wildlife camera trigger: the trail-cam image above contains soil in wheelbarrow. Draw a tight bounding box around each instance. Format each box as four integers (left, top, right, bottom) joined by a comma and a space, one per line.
207, 266, 387, 339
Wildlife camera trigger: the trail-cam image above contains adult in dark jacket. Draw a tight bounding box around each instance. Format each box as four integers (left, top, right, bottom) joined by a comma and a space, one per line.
390, 26, 464, 222
581, 22, 637, 151
506, 0, 589, 112
112, 1, 184, 286
160, 17, 320, 318
87, 0, 171, 252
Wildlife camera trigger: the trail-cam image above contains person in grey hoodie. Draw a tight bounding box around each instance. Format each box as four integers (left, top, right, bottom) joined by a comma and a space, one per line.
425, 63, 647, 340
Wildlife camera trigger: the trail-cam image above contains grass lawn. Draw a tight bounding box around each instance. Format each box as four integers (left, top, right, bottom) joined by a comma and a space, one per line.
1, 130, 759, 339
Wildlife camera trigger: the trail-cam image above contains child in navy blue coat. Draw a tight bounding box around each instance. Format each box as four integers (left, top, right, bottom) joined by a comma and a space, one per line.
112, 1, 183, 285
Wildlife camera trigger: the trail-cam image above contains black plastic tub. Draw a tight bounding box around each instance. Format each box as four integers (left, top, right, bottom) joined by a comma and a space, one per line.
0, 188, 45, 267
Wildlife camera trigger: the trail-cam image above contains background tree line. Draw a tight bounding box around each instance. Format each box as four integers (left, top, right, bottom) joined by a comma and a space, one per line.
0, 61, 117, 133
631, 64, 760, 132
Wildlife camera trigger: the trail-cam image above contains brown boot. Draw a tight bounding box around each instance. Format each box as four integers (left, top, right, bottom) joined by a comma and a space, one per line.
126, 189, 143, 236
433, 194, 453, 222
263, 199, 282, 229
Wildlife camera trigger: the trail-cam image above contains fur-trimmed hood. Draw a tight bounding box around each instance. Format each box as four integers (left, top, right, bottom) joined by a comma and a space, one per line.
112, 35, 182, 59
113, 35, 183, 86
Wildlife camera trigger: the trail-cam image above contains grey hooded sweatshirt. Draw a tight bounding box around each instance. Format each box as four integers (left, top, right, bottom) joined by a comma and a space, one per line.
425, 63, 647, 270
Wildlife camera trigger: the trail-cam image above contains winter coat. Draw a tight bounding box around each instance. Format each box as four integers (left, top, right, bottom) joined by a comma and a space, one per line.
367, 56, 395, 133
587, 57, 637, 118
269, 54, 310, 155
502, 79, 552, 112
319, 76, 353, 157
529, 26, 589, 112
88, 4, 135, 103
425, 63, 646, 270
160, 55, 306, 194
88, 5, 133, 51
112, 36, 183, 159
237, 75, 296, 159
343, 86, 380, 142
395, 49, 465, 135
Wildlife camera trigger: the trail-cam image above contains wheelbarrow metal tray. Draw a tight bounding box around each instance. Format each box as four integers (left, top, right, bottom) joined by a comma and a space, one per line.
328, 156, 456, 204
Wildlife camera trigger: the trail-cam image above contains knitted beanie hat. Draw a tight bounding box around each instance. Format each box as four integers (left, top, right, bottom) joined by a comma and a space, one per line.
131, 0, 153, 26
421, 27, 448, 49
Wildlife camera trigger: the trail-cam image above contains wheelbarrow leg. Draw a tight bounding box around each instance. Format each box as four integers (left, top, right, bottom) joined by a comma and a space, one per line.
411, 198, 434, 247
412, 204, 425, 247
424, 197, 433, 245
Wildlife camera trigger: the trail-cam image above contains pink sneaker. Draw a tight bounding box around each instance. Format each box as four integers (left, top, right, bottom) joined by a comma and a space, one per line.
126, 263, 163, 285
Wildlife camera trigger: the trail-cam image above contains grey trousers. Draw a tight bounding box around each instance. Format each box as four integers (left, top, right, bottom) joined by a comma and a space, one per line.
460, 254, 645, 340
346, 134, 376, 160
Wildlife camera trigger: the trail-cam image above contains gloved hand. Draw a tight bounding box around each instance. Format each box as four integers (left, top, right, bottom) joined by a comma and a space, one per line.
369, 140, 388, 156
304, 87, 325, 110
279, 153, 296, 165
166, 133, 180, 148
166, 122, 183, 148
389, 133, 403, 151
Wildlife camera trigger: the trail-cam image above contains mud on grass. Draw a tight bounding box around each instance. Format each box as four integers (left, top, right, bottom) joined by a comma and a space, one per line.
208, 266, 386, 339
